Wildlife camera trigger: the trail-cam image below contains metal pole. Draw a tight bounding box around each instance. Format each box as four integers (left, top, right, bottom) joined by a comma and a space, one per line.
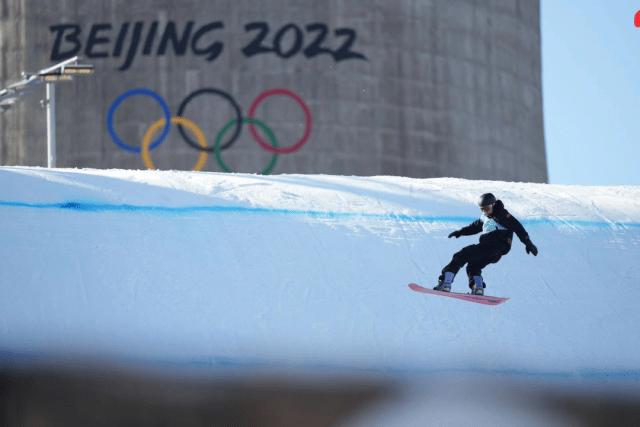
46, 82, 56, 168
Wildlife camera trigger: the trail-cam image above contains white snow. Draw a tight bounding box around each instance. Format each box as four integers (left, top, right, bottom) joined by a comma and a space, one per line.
1, 166, 639, 382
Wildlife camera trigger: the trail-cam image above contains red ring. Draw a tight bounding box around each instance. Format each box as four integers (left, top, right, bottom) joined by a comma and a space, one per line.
247, 88, 312, 155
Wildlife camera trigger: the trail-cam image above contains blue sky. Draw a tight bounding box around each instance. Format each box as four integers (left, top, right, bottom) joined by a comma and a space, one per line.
541, 0, 640, 186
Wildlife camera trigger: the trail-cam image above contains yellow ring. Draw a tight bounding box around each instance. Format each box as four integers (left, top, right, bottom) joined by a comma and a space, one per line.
142, 116, 208, 171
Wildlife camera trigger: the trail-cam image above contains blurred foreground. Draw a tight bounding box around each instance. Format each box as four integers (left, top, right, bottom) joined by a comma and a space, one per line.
2, 354, 639, 427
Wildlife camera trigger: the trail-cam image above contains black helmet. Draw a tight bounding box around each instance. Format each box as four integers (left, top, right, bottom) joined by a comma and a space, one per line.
478, 193, 496, 207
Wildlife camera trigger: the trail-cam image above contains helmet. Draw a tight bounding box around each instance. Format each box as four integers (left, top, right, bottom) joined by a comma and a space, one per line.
478, 193, 496, 207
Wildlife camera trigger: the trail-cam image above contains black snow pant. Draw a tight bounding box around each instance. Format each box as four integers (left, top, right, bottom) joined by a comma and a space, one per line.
440, 243, 503, 290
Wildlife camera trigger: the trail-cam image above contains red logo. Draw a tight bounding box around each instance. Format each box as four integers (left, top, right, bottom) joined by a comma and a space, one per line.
635, 11, 640, 27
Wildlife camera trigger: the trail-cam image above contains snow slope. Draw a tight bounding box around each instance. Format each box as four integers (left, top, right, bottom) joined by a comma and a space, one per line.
1, 166, 639, 379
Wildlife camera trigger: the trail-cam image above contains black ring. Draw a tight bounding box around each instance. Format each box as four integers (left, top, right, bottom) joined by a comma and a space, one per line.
177, 88, 243, 152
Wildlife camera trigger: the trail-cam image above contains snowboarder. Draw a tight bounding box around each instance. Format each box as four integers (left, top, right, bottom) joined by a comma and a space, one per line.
434, 193, 538, 295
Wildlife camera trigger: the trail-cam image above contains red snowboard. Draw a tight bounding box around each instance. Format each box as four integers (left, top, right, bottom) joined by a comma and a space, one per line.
408, 283, 509, 306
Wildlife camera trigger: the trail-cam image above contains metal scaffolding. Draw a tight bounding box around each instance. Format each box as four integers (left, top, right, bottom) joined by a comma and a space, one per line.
0, 56, 94, 168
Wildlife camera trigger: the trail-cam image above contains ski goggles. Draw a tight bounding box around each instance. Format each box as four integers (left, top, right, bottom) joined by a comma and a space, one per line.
480, 204, 493, 212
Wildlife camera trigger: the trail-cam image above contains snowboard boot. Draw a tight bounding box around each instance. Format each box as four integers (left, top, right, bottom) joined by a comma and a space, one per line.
472, 276, 484, 295
434, 272, 454, 292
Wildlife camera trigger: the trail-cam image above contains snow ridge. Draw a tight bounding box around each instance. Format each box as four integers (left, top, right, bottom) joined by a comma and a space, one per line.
1, 167, 639, 379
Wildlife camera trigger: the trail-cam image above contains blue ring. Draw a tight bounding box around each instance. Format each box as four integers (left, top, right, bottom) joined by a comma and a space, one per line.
106, 88, 171, 153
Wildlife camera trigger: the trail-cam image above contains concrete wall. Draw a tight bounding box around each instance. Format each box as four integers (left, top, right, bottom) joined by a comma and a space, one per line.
0, 0, 547, 182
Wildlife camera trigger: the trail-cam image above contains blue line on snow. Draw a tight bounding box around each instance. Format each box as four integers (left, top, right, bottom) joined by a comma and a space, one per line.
1, 200, 639, 229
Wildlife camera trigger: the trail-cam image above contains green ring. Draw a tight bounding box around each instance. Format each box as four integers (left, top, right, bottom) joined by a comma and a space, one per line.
214, 118, 278, 175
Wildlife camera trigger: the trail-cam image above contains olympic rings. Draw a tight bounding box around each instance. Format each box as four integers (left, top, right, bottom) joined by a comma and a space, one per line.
106, 86, 313, 174
176, 88, 243, 152
107, 88, 171, 153
142, 117, 208, 171
247, 88, 312, 155
215, 118, 278, 175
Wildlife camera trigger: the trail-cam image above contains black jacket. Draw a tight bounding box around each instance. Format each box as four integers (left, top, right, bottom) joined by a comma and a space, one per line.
458, 200, 531, 255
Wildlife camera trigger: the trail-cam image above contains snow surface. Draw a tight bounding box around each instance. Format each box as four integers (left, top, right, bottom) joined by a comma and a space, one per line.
1, 166, 639, 381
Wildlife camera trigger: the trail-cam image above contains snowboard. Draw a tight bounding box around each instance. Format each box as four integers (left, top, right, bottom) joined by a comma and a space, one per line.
408, 283, 509, 306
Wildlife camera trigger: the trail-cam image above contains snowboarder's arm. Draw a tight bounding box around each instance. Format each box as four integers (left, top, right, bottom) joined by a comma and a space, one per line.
502, 212, 529, 243
459, 219, 483, 236
448, 219, 481, 238
503, 212, 538, 255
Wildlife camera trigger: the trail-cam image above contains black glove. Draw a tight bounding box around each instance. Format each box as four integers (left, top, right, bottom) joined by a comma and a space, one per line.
525, 240, 538, 256
448, 230, 463, 239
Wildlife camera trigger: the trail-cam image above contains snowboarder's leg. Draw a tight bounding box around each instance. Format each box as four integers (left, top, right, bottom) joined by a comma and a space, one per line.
442, 244, 490, 275
436, 253, 465, 291
438, 244, 486, 291
434, 271, 454, 292
465, 246, 502, 291
441, 246, 472, 276
471, 275, 484, 295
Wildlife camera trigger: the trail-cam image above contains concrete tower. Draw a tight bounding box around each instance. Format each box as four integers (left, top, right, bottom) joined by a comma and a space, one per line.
0, 0, 547, 182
